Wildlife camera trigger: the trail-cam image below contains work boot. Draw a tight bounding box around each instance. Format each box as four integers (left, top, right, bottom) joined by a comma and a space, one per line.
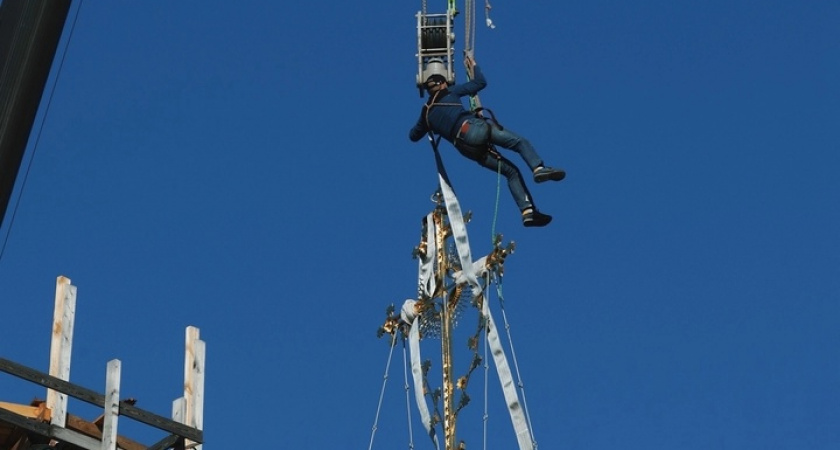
534, 166, 566, 183
522, 208, 552, 227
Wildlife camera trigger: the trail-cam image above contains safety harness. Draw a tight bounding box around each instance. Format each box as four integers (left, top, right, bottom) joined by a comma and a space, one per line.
423, 89, 503, 160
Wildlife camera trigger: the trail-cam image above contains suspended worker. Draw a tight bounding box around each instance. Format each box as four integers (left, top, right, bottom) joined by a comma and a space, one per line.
408, 56, 565, 227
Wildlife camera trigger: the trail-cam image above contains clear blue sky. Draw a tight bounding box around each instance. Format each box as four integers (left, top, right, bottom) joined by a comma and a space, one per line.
1, 1, 838, 449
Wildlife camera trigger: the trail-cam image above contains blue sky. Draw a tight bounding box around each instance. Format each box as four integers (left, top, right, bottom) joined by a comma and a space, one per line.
1, 1, 838, 449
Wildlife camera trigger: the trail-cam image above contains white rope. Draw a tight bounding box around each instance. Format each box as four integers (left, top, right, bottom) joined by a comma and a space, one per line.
418, 213, 437, 299
409, 317, 441, 450
495, 281, 538, 448
368, 331, 400, 450
403, 340, 416, 450
482, 289, 533, 450
482, 273, 491, 450
464, 0, 495, 53
485, 0, 495, 29
433, 147, 481, 299
465, 0, 475, 52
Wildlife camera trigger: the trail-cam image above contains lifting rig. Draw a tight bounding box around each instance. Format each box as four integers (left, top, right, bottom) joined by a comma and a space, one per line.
415, 1, 458, 96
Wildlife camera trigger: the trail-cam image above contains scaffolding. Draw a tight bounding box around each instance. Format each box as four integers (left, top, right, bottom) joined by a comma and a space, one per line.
0, 276, 205, 450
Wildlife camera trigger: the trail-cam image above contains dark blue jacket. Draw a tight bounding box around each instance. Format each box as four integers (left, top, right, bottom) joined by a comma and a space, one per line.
409, 65, 487, 143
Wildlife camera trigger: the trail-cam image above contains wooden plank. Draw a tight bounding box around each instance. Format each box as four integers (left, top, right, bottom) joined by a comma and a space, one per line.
118, 403, 203, 443
0, 357, 105, 406
65, 414, 145, 450
183, 326, 204, 450
0, 405, 51, 435
193, 339, 205, 434
50, 424, 100, 450
171, 397, 185, 425
48, 275, 76, 428
101, 359, 120, 450
146, 434, 182, 450
183, 326, 199, 428
0, 401, 45, 420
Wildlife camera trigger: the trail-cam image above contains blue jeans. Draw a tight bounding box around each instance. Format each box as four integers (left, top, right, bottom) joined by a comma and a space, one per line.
455, 118, 544, 211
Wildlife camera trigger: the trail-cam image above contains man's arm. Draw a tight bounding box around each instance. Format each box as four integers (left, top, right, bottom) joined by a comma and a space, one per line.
409, 111, 428, 141
450, 63, 487, 97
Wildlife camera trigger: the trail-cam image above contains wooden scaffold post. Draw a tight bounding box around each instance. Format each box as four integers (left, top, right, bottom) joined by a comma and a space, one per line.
174, 326, 205, 450
47, 275, 76, 429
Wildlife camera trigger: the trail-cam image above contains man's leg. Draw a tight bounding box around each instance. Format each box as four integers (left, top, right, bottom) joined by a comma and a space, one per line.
455, 143, 551, 227
473, 151, 534, 211
488, 126, 543, 170
489, 126, 565, 182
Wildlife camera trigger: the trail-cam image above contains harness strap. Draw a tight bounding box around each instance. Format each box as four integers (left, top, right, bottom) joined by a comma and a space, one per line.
423, 89, 463, 131
423, 90, 441, 130
473, 107, 504, 130
454, 122, 501, 161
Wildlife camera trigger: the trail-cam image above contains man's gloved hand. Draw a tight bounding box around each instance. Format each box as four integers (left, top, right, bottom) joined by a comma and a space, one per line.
463, 52, 476, 71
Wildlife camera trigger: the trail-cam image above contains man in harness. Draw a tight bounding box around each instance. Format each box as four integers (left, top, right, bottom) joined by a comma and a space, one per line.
409, 57, 566, 227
